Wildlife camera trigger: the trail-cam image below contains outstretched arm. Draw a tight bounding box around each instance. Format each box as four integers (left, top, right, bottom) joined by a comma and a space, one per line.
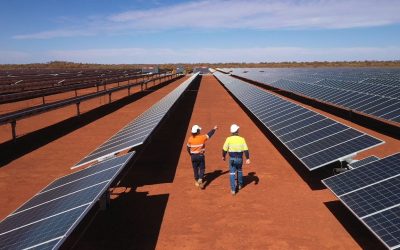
207, 125, 218, 139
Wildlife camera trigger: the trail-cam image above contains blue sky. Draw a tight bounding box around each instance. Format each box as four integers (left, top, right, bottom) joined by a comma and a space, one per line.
1, 0, 400, 64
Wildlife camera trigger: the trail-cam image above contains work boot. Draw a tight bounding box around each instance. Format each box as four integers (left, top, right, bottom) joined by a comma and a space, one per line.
199, 179, 206, 189
197, 179, 203, 189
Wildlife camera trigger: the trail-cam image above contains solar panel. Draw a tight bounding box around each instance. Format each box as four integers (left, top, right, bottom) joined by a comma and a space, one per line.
0, 152, 135, 250
1, 185, 105, 234
301, 135, 383, 170
73, 73, 199, 168
363, 205, 400, 250
214, 72, 384, 171
340, 176, 400, 218
284, 123, 348, 149
292, 129, 364, 158
14, 168, 119, 214
42, 153, 131, 193
0, 206, 87, 250
323, 153, 400, 249
278, 116, 334, 140
348, 156, 380, 169
322, 153, 400, 196
225, 68, 400, 124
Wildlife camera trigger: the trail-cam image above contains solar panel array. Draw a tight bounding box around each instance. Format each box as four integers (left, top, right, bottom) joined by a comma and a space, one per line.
348, 155, 380, 169
214, 72, 384, 171
0, 152, 134, 250
323, 153, 400, 250
222, 68, 400, 124
74, 73, 200, 168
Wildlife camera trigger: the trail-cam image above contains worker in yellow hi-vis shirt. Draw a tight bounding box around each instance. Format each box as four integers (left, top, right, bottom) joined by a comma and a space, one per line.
222, 124, 250, 195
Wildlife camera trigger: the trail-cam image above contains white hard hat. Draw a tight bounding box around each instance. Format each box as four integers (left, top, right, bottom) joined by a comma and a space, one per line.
191, 125, 201, 133
230, 124, 240, 133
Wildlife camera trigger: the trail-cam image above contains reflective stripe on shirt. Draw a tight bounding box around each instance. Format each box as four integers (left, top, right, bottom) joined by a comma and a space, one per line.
187, 143, 204, 148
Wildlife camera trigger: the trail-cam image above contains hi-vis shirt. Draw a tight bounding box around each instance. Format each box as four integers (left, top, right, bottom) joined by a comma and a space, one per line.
187, 134, 209, 154
222, 135, 249, 158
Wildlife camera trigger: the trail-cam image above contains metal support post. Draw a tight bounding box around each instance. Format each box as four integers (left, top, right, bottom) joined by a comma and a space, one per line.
11, 120, 17, 141
76, 102, 81, 116
128, 87, 131, 95
108, 93, 112, 103
42, 96, 45, 104
74, 89, 78, 97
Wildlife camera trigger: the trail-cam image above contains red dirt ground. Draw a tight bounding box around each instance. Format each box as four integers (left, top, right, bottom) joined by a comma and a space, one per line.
1, 75, 398, 249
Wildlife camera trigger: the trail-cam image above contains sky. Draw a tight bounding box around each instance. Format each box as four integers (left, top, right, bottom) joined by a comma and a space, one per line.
1, 0, 400, 64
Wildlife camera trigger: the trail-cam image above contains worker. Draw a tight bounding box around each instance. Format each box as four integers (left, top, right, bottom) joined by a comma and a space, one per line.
187, 124, 218, 189
222, 124, 250, 195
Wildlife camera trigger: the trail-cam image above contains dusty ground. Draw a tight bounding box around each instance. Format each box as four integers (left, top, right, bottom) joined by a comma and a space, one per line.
0, 75, 398, 249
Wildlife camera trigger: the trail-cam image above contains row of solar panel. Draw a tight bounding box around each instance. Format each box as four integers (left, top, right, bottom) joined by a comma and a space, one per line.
224, 68, 400, 123
249, 75, 400, 90
225, 67, 400, 87
323, 153, 400, 250
245, 71, 400, 99
74, 73, 200, 168
317, 79, 399, 99
0, 153, 134, 250
270, 78, 399, 122
263, 74, 400, 89
0, 74, 199, 249
214, 72, 384, 171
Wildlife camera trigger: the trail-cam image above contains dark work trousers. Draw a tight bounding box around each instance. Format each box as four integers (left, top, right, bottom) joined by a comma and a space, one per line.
191, 154, 205, 181
229, 157, 243, 191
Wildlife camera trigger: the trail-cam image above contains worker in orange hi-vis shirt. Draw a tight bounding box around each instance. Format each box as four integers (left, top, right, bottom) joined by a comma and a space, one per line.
187, 124, 218, 189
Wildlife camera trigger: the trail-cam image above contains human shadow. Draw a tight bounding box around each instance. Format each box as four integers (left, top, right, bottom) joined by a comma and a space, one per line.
203, 170, 229, 189
242, 171, 259, 189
